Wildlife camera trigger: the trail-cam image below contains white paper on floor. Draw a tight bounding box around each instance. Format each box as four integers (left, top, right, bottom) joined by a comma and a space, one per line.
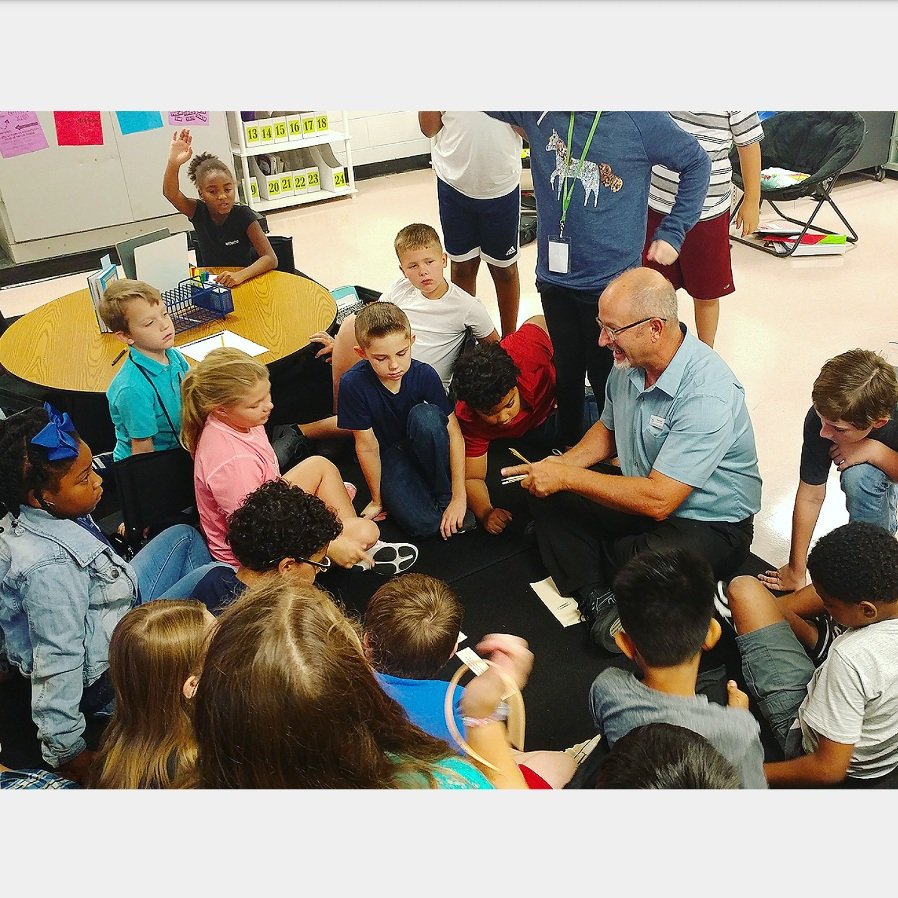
530, 576, 584, 627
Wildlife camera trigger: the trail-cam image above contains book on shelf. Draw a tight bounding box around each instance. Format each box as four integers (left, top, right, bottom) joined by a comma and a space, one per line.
86, 254, 119, 333
762, 233, 848, 256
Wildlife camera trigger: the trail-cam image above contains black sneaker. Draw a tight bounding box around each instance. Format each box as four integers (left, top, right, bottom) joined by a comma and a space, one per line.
270, 425, 314, 473
713, 579, 735, 630
457, 510, 478, 534
577, 588, 623, 654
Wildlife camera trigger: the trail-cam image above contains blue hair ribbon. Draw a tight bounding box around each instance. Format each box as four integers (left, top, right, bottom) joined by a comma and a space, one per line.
30, 402, 79, 461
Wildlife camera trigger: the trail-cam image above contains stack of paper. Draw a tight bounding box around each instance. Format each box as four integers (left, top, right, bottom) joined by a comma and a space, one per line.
762, 233, 848, 256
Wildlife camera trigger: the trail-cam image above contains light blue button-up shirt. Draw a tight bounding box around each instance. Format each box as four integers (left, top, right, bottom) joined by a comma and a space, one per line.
600, 325, 762, 522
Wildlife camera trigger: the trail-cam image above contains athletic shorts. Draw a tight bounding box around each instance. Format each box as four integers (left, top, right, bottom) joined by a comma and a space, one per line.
642, 208, 735, 300
437, 178, 520, 268
736, 620, 815, 756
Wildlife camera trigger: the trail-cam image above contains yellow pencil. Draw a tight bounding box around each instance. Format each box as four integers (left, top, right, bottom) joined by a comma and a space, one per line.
220, 333, 225, 347
509, 447, 531, 465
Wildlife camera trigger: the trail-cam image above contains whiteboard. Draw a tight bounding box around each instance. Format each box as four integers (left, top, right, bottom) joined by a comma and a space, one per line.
133, 232, 189, 292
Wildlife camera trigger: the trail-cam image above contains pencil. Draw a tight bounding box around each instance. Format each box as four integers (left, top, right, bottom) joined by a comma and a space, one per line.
509, 447, 531, 465
111, 348, 127, 366
220, 333, 225, 347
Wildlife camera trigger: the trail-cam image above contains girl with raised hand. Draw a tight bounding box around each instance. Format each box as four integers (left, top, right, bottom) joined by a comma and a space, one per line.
0, 405, 217, 783
163, 127, 277, 288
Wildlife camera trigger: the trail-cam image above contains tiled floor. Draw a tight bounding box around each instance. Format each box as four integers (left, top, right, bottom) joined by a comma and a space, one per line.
3, 167, 897, 572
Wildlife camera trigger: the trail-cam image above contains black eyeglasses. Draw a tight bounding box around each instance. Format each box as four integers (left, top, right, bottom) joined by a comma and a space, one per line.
596, 316, 666, 340
298, 555, 331, 572
270, 554, 331, 572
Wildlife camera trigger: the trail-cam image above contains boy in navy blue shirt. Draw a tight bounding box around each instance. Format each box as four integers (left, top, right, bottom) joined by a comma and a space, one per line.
337, 302, 469, 540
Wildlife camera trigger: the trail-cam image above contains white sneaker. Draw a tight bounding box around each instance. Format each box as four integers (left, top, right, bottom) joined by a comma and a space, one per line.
353, 540, 418, 576
714, 580, 735, 629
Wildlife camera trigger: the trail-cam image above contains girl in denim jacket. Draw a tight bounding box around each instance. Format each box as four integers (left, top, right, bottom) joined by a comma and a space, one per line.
0, 405, 218, 783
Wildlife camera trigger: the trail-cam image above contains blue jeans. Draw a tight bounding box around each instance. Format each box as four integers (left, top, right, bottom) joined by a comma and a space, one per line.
842, 463, 898, 535
380, 403, 452, 539
130, 524, 218, 602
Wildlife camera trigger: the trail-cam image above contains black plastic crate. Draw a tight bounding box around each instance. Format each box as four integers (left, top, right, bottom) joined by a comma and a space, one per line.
162, 278, 234, 334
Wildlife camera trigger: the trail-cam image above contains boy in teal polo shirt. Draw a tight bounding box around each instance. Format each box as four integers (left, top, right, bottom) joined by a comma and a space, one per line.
99, 279, 190, 461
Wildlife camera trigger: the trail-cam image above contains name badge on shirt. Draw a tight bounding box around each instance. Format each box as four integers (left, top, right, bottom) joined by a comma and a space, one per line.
650, 414, 666, 431
548, 236, 570, 274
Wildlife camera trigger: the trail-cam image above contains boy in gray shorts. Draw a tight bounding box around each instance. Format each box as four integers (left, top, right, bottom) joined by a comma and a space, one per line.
723, 521, 898, 787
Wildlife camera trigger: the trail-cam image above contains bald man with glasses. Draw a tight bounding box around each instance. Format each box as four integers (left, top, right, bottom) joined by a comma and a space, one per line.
502, 268, 762, 653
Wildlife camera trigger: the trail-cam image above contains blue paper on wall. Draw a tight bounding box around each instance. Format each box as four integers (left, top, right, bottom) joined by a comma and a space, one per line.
115, 111, 164, 135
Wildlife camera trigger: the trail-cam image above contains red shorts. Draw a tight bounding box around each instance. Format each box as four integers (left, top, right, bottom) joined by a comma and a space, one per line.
642, 208, 735, 300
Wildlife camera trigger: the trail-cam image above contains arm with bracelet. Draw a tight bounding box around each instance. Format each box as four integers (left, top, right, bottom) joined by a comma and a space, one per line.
449, 634, 532, 789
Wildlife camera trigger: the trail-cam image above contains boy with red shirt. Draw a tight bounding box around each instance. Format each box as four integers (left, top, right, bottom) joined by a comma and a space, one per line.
453, 317, 557, 534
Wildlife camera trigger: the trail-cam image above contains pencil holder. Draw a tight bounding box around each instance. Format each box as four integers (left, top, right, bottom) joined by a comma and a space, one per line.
162, 278, 234, 334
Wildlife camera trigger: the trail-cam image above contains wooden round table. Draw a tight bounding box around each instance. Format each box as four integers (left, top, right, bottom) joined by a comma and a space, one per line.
0, 268, 337, 393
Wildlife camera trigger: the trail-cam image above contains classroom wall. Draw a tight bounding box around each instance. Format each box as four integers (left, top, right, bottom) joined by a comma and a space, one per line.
0, 111, 431, 265
336, 111, 431, 167
0, 112, 233, 264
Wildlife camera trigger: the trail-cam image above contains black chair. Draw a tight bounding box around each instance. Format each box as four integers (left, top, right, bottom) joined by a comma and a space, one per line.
730, 111, 866, 257
111, 446, 198, 553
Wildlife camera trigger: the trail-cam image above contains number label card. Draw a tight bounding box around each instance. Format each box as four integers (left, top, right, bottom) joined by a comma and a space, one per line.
286, 115, 303, 140
292, 170, 308, 193
272, 117, 289, 143
244, 123, 261, 146
301, 114, 316, 137
314, 113, 329, 133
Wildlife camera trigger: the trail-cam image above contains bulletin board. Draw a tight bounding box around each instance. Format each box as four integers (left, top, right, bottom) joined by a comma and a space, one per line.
0, 111, 232, 243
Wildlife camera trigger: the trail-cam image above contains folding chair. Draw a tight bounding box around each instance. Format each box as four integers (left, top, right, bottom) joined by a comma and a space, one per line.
730, 111, 866, 257
111, 446, 199, 553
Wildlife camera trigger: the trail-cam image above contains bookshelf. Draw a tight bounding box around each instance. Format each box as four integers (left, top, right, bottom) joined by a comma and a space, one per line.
227, 111, 357, 213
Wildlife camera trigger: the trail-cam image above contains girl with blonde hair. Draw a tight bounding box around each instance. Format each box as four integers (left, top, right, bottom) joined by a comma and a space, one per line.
193, 577, 530, 789
181, 348, 417, 574
89, 600, 214, 789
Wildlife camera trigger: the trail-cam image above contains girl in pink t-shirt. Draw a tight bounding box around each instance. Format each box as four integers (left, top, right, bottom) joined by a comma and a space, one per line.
181, 348, 417, 573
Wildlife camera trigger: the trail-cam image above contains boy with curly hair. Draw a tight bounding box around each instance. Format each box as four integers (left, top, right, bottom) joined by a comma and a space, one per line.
723, 521, 898, 787
190, 479, 342, 612
453, 316, 557, 534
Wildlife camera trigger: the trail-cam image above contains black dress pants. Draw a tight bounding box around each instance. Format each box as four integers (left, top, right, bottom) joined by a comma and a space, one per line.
530, 488, 754, 598
537, 281, 613, 448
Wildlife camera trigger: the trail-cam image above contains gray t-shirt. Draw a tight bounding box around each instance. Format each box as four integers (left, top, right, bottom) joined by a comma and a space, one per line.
589, 667, 768, 789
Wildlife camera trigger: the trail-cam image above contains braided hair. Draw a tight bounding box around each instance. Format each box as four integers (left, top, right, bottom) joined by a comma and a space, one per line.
187, 152, 234, 187
0, 407, 81, 518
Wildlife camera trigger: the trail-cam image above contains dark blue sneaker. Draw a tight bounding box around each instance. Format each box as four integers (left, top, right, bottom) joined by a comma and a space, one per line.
577, 588, 622, 654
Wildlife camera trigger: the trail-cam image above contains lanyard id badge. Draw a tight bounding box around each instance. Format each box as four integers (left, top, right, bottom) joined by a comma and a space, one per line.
555, 111, 602, 260
548, 235, 571, 274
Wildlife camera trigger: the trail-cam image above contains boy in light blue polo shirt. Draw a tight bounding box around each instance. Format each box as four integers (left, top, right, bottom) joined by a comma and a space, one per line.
99, 279, 190, 461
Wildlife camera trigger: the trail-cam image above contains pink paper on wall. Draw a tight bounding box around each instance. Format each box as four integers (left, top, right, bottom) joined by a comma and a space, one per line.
54, 111, 104, 146
167, 111, 210, 126
0, 110, 49, 158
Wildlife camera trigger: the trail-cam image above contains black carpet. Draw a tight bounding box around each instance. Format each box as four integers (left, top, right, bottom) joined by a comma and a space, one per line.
0, 434, 780, 768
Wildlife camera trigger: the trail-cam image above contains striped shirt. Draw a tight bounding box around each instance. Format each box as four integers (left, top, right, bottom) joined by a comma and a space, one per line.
649, 112, 764, 220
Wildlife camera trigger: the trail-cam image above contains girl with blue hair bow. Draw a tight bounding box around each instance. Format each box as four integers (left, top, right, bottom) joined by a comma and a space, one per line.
0, 404, 220, 783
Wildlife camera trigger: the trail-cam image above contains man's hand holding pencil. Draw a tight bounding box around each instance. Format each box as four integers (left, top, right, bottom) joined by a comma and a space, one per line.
500, 447, 569, 498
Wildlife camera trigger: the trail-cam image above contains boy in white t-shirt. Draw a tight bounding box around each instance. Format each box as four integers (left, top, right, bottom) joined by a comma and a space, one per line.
722, 521, 898, 788
419, 111, 523, 337
328, 223, 500, 400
